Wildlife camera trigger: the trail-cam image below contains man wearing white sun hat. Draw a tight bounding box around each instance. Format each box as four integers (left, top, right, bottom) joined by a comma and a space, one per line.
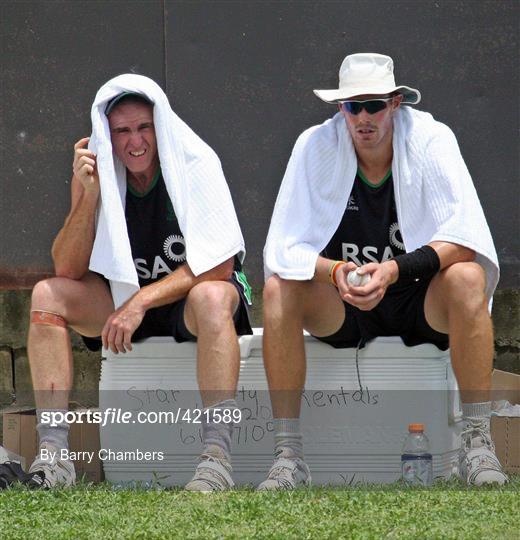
261, 52, 507, 489
26, 74, 252, 491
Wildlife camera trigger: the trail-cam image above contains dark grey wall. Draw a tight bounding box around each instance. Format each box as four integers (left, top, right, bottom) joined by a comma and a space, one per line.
2, 0, 518, 291
1, 0, 165, 286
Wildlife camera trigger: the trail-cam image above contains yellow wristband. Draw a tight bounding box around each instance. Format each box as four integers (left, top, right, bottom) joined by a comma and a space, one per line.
328, 260, 337, 282
330, 261, 346, 287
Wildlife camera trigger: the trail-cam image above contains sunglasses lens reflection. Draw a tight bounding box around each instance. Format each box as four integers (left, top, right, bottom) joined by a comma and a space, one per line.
343, 102, 362, 115
342, 100, 388, 115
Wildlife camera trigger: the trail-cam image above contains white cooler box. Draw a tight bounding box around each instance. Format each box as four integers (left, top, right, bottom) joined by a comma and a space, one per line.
99, 331, 462, 486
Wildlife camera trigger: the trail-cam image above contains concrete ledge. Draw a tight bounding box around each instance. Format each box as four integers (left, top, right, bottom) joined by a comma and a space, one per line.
0, 348, 14, 399
0, 289, 90, 349
493, 289, 520, 348
494, 346, 520, 375
13, 347, 101, 408
1, 287, 517, 348
0, 286, 518, 411
0, 290, 31, 349
0, 348, 14, 446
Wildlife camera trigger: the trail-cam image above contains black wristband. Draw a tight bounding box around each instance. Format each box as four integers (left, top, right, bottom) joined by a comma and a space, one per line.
393, 245, 441, 282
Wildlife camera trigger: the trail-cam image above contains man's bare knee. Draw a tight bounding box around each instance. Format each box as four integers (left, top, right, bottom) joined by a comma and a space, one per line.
31, 278, 74, 313
444, 262, 486, 290
185, 281, 238, 335
263, 275, 307, 316
427, 263, 489, 328
444, 263, 487, 307
188, 281, 237, 314
31, 274, 113, 335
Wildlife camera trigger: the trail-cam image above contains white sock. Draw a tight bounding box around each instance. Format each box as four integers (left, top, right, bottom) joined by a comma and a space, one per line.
36, 409, 70, 450
273, 418, 303, 459
462, 401, 492, 431
201, 399, 237, 462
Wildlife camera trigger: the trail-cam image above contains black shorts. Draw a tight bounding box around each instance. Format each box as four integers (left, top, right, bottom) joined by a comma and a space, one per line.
82, 277, 253, 352
313, 275, 449, 350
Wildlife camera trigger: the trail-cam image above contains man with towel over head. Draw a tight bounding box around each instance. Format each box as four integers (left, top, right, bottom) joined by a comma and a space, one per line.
27, 74, 252, 491
260, 53, 507, 489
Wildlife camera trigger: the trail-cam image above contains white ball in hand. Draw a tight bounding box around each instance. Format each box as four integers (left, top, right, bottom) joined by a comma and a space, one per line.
347, 268, 371, 287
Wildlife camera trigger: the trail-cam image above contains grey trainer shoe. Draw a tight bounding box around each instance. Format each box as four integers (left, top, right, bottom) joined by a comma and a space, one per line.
0, 446, 10, 465
459, 420, 508, 486
28, 442, 76, 488
257, 448, 311, 491
185, 447, 234, 493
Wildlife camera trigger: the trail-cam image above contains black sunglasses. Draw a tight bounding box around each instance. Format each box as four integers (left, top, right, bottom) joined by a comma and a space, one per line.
340, 98, 392, 115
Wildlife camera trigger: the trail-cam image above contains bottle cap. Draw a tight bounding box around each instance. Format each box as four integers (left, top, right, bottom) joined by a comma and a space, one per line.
408, 423, 424, 432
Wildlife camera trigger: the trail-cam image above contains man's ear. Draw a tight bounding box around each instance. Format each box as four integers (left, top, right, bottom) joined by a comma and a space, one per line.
393, 94, 404, 110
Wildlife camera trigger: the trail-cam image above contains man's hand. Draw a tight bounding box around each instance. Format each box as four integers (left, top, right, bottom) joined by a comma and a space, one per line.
73, 137, 100, 194
101, 296, 146, 354
337, 260, 398, 311
334, 261, 358, 291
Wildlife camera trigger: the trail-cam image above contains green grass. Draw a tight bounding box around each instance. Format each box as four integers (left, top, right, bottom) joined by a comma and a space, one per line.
1, 478, 518, 540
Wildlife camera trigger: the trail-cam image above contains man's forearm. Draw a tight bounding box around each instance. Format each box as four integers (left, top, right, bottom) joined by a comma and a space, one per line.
382, 241, 475, 284
313, 256, 336, 284
133, 258, 234, 311
312, 242, 473, 289
312, 255, 354, 285
52, 189, 98, 279
390, 241, 475, 283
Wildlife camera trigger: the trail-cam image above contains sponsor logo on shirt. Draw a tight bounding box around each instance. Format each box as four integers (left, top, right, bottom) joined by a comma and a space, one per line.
346, 195, 359, 211
340, 223, 405, 265
133, 234, 186, 281
134, 256, 172, 281
342, 243, 397, 265
163, 234, 186, 263
389, 223, 405, 251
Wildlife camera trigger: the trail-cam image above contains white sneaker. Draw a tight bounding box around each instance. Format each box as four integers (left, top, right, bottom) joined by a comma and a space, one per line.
459, 420, 508, 486
185, 447, 234, 493
257, 448, 311, 491
28, 443, 76, 488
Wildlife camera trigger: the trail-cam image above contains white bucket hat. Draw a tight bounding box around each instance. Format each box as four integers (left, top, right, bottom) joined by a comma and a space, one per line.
314, 52, 421, 104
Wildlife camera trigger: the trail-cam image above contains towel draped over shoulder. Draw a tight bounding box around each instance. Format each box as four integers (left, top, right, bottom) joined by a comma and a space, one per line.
263, 107, 499, 305
88, 74, 245, 308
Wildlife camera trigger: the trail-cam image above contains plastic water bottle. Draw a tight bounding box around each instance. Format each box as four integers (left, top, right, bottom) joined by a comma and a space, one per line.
401, 423, 433, 486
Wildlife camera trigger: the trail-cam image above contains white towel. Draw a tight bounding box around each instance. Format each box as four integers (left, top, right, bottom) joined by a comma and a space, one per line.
87, 74, 245, 308
264, 107, 499, 303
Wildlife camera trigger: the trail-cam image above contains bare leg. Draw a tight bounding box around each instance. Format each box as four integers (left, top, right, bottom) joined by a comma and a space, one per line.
262, 276, 346, 418
424, 262, 493, 404
28, 272, 114, 411
257, 276, 346, 489
425, 262, 508, 485
182, 280, 242, 480
183, 281, 241, 408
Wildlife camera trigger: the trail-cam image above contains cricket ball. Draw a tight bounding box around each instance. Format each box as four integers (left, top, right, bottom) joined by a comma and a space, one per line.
347, 269, 371, 287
